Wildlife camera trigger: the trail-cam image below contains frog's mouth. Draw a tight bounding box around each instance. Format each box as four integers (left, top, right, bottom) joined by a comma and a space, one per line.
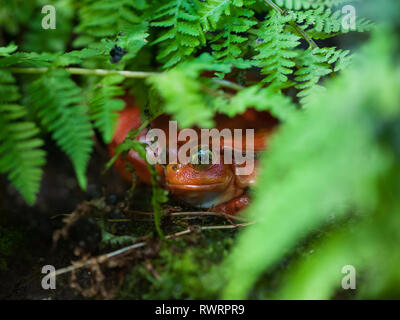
166, 180, 231, 191
165, 175, 233, 192
165, 176, 239, 208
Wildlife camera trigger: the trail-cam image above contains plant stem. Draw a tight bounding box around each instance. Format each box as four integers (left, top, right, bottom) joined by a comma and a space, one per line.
264, 0, 318, 49
212, 78, 245, 91
9, 67, 158, 78
9, 67, 245, 91
265, 0, 285, 14
127, 209, 249, 222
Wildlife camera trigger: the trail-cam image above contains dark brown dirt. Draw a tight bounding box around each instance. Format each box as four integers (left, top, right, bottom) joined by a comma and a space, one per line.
0, 140, 127, 300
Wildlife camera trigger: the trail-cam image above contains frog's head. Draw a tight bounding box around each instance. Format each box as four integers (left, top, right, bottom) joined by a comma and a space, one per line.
162, 148, 241, 208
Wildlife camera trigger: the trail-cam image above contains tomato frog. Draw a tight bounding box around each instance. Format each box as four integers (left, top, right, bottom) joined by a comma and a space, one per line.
109, 95, 278, 214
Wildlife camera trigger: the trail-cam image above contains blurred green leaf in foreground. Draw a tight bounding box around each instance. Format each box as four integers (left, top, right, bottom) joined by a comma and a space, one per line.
220, 12, 400, 299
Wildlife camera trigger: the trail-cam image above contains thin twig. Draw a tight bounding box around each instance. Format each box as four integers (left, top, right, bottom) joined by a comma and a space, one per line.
264, 0, 318, 49
9, 67, 158, 78
199, 223, 253, 230
107, 219, 132, 222
211, 78, 245, 91
126, 210, 248, 222
9, 67, 245, 91
54, 222, 253, 277
170, 211, 247, 222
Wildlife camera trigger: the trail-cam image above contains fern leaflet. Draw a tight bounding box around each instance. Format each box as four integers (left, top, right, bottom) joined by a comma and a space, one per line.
210, 7, 257, 68
200, 0, 244, 31
253, 12, 301, 87
75, 0, 148, 47
26, 69, 93, 190
89, 75, 126, 143
0, 70, 46, 204
294, 7, 373, 39
274, 0, 354, 10
220, 85, 297, 121
151, 0, 205, 68
295, 47, 351, 104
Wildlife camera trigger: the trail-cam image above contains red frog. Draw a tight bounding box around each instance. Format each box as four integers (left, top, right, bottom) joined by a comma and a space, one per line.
109, 95, 277, 214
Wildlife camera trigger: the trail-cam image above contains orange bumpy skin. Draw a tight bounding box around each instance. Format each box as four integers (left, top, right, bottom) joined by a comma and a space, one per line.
109, 95, 277, 214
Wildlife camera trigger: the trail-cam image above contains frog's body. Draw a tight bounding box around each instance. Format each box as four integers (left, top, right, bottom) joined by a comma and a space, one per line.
110, 96, 277, 214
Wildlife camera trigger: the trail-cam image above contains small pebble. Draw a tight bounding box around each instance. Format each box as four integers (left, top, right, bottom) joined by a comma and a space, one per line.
106, 194, 118, 205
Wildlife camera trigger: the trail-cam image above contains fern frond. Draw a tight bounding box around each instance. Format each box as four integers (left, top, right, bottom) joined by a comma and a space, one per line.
295, 47, 351, 104
0, 43, 18, 56
294, 7, 373, 39
148, 68, 214, 128
53, 48, 103, 67
26, 69, 93, 190
74, 0, 148, 47
0, 51, 57, 68
0, 69, 19, 101
199, 0, 244, 31
217, 85, 297, 121
147, 54, 230, 128
151, 0, 205, 68
0, 70, 45, 204
21, 0, 74, 53
253, 12, 301, 87
0, 0, 36, 36
0, 45, 103, 68
274, 0, 353, 10
221, 28, 398, 299
210, 7, 257, 68
0, 47, 107, 69
89, 75, 126, 143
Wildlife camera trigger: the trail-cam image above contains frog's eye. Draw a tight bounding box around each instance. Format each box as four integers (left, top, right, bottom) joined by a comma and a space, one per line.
190, 147, 214, 171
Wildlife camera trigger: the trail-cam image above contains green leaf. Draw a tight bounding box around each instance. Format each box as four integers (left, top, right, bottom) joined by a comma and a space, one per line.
89, 75, 126, 143
0, 71, 45, 204
216, 85, 297, 120
254, 12, 301, 88
151, 0, 205, 68
0, 43, 18, 57
294, 47, 351, 105
26, 69, 93, 190
147, 54, 228, 128
210, 7, 257, 70
220, 27, 398, 299
74, 0, 149, 47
